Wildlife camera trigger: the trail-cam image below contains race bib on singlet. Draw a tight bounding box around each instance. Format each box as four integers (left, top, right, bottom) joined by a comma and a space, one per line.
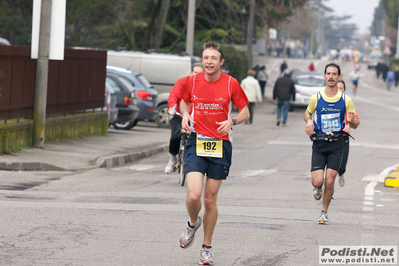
196, 136, 223, 158
321, 113, 341, 132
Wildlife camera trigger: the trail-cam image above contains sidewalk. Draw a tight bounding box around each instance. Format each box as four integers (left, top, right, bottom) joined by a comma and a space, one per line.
0, 122, 170, 171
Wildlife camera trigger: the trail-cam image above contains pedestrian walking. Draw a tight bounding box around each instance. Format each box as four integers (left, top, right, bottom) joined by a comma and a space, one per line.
280, 60, 288, 75
179, 42, 250, 265
304, 63, 359, 225
349, 67, 361, 95
255, 65, 268, 98
273, 69, 296, 127
308, 62, 316, 71
380, 61, 389, 82
376, 61, 382, 80
386, 69, 395, 91
241, 69, 262, 124
165, 63, 204, 174
394, 66, 399, 87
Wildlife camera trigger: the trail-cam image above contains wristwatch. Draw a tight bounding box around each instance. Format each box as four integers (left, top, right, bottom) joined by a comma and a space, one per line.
232, 118, 237, 125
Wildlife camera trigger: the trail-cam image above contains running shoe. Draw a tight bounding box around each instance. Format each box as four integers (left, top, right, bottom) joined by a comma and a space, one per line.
312, 186, 322, 201
179, 217, 202, 249
338, 174, 345, 187
165, 158, 176, 174
318, 211, 329, 225
199, 247, 214, 265
332, 192, 336, 200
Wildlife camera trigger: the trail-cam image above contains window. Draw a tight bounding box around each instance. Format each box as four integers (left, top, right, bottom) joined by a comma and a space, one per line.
106, 77, 122, 92
117, 76, 135, 92
296, 77, 325, 87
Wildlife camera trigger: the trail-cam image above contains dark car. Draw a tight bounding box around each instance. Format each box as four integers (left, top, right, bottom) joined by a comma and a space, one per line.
106, 66, 158, 128
106, 73, 140, 129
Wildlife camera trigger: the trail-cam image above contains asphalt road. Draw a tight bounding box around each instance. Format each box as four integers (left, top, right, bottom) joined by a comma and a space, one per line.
0, 57, 398, 266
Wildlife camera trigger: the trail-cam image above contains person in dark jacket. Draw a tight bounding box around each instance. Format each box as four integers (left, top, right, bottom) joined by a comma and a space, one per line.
380, 61, 389, 82
280, 60, 288, 75
273, 69, 296, 126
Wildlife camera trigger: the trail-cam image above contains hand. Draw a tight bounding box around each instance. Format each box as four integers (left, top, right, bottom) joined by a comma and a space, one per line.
347, 111, 356, 123
181, 112, 194, 132
343, 124, 351, 133
305, 120, 314, 136
216, 119, 233, 135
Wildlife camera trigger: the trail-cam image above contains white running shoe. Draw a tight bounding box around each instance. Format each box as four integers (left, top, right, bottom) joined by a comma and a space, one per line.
179, 217, 202, 249
165, 158, 176, 174
199, 246, 214, 265
313, 187, 322, 201
338, 174, 345, 187
318, 211, 329, 225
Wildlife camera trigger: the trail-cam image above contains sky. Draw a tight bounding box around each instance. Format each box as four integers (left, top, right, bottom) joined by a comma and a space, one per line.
325, 0, 380, 34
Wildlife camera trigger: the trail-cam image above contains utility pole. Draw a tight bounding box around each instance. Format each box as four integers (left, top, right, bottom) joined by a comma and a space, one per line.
396, 13, 399, 58
33, 0, 52, 147
186, 0, 196, 56
247, 0, 255, 69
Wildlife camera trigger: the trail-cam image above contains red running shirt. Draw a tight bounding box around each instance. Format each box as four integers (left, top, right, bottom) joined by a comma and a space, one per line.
181, 72, 249, 141
168, 76, 190, 115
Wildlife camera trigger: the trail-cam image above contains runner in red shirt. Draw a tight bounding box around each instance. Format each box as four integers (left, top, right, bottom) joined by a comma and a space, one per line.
178, 42, 249, 265
165, 63, 203, 174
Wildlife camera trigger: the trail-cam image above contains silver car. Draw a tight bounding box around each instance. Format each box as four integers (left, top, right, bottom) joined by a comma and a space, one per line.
291, 74, 326, 110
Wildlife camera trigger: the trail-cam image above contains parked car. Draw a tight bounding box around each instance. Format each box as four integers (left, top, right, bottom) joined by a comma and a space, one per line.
105, 82, 119, 125
106, 66, 158, 127
106, 73, 140, 129
0, 37, 11, 46
107, 50, 200, 128
290, 74, 326, 111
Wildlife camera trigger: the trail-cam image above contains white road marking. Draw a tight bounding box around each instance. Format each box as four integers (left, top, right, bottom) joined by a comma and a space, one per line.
268, 140, 399, 150
365, 181, 377, 196
364, 196, 374, 201
355, 95, 399, 112
116, 164, 159, 171
236, 169, 278, 177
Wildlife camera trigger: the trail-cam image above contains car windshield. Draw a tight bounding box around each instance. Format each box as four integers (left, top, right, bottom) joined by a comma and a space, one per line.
296, 77, 325, 87
136, 74, 152, 88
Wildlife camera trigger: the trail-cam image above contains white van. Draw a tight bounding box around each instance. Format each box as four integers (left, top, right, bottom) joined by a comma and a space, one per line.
107, 50, 200, 127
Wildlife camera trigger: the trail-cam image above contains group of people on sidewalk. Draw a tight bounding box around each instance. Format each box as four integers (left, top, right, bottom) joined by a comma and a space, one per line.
163, 44, 359, 265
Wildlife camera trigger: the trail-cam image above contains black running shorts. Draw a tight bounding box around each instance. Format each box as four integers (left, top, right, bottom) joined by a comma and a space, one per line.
311, 137, 345, 172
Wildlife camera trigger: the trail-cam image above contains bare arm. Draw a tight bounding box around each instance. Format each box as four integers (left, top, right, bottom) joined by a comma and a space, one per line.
215, 105, 250, 136
304, 110, 314, 136
180, 99, 193, 132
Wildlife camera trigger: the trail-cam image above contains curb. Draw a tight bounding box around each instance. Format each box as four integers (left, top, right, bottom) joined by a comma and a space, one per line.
0, 143, 169, 171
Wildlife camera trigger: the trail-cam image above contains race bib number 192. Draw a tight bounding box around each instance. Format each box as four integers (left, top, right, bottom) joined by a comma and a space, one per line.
196, 136, 223, 158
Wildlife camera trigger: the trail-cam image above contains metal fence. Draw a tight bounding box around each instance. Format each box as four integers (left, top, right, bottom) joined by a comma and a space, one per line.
0, 46, 106, 122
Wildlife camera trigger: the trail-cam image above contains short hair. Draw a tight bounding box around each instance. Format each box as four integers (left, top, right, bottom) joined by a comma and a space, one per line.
247, 69, 256, 76
324, 62, 341, 76
202, 42, 224, 60
338, 80, 346, 91
192, 62, 203, 71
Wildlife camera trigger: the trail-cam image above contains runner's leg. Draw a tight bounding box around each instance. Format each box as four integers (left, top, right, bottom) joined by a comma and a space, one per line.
203, 177, 222, 246
322, 168, 338, 211
186, 172, 205, 224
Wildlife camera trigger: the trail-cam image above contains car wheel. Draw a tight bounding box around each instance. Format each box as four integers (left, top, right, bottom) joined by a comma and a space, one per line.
113, 121, 136, 130
289, 104, 294, 112
156, 103, 170, 128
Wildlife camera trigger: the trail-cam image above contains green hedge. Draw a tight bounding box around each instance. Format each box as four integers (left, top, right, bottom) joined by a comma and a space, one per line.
389, 57, 399, 70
